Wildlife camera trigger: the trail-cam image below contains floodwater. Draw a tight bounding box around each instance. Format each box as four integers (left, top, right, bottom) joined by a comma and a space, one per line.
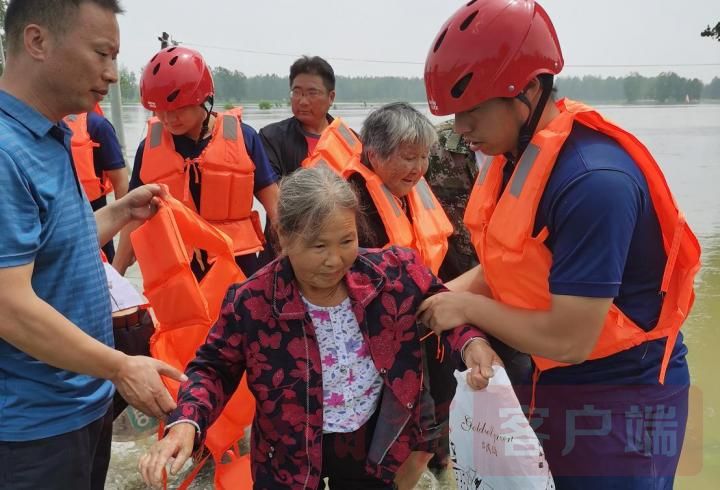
103, 102, 720, 489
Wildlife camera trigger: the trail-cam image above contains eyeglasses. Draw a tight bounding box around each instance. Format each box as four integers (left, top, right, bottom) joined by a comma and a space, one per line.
289, 88, 327, 100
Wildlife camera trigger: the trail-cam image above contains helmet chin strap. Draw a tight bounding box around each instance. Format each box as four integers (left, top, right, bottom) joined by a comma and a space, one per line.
513, 76, 554, 160
197, 95, 214, 143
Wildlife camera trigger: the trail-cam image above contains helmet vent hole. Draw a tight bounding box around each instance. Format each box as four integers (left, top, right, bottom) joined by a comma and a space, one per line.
167, 89, 180, 103
451, 73, 473, 99
167, 47, 177, 53
460, 10, 478, 31
152, 63, 161, 75
433, 28, 448, 52
466, 0, 477, 6
169, 56, 179, 66
150, 53, 158, 62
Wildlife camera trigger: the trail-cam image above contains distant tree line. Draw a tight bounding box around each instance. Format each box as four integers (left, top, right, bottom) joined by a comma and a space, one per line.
199, 69, 428, 104
118, 67, 720, 105
557, 72, 717, 103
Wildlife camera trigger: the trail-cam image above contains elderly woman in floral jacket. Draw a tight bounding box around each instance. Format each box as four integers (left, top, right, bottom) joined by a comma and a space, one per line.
139, 166, 499, 490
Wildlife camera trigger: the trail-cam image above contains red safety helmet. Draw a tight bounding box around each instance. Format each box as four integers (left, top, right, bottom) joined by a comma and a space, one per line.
140, 46, 214, 112
424, 0, 563, 116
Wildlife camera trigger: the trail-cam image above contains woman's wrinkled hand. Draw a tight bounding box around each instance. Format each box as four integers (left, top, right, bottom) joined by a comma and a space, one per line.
138, 422, 196, 488
463, 338, 503, 390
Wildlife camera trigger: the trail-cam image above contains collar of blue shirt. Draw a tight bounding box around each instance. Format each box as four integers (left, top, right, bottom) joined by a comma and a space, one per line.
0, 89, 71, 142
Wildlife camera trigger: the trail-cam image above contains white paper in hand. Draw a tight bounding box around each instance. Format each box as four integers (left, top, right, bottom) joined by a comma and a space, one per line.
450, 365, 554, 490
103, 263, 146, 313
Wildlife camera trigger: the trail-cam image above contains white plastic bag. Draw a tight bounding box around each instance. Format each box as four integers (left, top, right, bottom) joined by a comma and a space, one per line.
449, 366, 554, 490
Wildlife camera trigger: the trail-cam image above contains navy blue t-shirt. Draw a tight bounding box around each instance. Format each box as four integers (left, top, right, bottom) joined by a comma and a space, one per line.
516, 122, 688, 387
87, 111, 125, 178
129, 120, 278, 203
86, 112, 126, 222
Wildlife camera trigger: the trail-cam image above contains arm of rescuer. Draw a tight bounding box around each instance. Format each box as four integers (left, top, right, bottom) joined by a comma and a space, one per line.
112, 223, 138, 275
420, 170, 641, 365
112, 142, 145, 275
244, 121, 280, 226
256, 183, 278, 225
106, 167, 129, 199
396, 246, 501, 389
96, 160, 131, 260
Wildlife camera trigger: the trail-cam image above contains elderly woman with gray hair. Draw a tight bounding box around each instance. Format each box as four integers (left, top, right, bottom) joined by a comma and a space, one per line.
346, 102, 453, 275
139, 165, 499, 490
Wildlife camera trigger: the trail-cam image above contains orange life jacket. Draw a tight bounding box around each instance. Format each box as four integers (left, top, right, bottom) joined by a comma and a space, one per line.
464, 99, 701, 383
65, 113, 113, 201
131, 196, 254, 489
342, 160, 453, 275
140, 108, 264, 257
301, 117, 362, 173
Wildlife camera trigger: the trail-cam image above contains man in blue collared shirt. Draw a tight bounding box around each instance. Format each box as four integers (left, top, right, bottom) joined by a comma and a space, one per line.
0, 1, 185, 488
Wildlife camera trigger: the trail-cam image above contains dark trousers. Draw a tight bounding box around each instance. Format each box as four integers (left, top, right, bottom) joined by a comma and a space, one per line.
321, 411, 396, 490
537, 381, 689, 490
424, 336, 455, 471
0, 405, 114, 490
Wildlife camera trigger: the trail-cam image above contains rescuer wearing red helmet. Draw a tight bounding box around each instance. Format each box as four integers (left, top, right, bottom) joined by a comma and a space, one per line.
419, 1, 699, 488
114, 47, 279, 279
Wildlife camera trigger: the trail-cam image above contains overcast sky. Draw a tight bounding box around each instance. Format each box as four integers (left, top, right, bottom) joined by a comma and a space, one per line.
116, 0, 720, 82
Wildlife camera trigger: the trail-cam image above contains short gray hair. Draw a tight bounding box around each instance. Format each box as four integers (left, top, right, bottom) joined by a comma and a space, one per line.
360, 102, 437, 160
276, 165, 360, 248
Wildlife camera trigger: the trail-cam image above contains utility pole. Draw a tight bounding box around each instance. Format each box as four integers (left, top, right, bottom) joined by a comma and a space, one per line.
0, 29, 5, 71
108, 60, 126, 155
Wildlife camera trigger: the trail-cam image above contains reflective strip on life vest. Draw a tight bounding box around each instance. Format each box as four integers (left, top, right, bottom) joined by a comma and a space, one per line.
414, 178, 437, 210
301, 117, 361, 172
222, 114, 237, 140
337, 122, 358, 151
509, 143, 541, 197
149, 121, 164, 148
381, 184, 404, 217
476, 156, 493, 186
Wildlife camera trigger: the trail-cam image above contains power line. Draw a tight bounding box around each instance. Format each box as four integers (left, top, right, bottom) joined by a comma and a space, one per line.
183, 42, 423, 65
182, 41, 720, 69
567, 63, 720, 68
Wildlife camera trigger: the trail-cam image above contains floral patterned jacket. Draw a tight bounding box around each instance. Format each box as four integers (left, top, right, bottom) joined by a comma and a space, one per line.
167, 246, 484, 489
